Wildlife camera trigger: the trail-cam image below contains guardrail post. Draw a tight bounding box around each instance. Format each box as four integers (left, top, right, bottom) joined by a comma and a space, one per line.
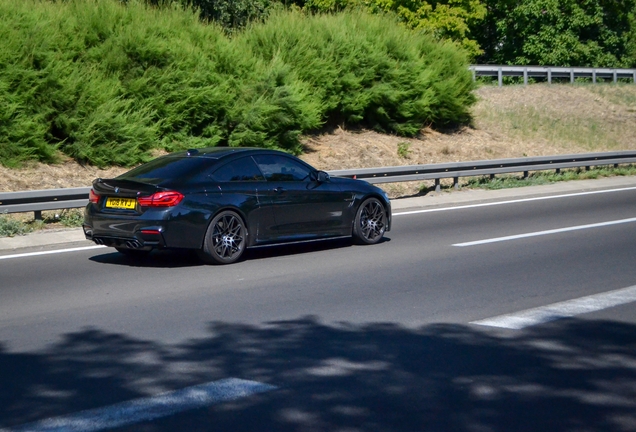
523, 171, 529, 179
593, 70, 597, 84
633, 71, 636, 84
570, 70, 574, 84
434, 178, 441, 193
453, 177, 459, 189
34, 210, 42, 220
524, 68, 528, 85
613, 70, 617, 84
556, 168, 561, 174
548, 68, 552, 84
498, 67, 503, 87
472, 69, 476, 82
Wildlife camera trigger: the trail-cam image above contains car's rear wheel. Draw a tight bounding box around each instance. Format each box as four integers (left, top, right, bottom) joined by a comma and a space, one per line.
352, 197, 387, 245
198, 210, 246, 264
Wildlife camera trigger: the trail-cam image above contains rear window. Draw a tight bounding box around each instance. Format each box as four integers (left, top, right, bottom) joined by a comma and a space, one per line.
118, 157, 214, 183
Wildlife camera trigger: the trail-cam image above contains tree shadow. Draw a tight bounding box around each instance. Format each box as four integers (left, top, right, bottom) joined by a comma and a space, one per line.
1, 317, 635, 431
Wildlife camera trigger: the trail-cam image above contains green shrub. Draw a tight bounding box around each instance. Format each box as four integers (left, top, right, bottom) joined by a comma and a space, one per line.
0, 0, 475, 167
0, 215, 32, 237
238, 10, 476, 135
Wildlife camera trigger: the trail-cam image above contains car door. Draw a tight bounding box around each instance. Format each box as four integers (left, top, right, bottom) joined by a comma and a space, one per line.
252, 154, 351, 240
210, 156, 277, 245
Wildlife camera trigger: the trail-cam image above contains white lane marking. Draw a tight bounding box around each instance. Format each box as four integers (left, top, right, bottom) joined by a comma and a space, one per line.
471, 285, 636, 329
392, 186, 636, 216
0, 245, 105, 261
1, 186, 635, 261
1, 378, 277, 432
452, 217, 636, 247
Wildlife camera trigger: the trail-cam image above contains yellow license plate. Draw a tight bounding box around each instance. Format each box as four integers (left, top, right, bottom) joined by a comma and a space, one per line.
105, 197, 137, 210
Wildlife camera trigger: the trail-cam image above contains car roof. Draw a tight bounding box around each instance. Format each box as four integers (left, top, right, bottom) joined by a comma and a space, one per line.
166, 147, 287, 160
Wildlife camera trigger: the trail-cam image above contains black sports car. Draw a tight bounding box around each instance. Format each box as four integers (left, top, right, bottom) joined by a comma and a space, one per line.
83, 148, 391, 264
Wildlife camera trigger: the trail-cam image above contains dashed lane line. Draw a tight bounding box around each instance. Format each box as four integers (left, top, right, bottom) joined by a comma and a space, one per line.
0, 245, 105, 261
0, 378, 277, 432
452, 217, 636, 247
470, 285, 636, 329
392, 186, 636, 216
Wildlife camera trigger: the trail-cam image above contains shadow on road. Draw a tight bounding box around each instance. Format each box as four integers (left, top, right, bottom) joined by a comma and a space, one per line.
1, 317, 635, 431
87, 237, 384, 268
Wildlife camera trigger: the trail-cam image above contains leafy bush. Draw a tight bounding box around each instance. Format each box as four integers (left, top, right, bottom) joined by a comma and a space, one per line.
1, 0, 474, 167
0, 215, 32, 237
239, 10, 476, 135
474, 0, 636, 67
297, 0, 486, 59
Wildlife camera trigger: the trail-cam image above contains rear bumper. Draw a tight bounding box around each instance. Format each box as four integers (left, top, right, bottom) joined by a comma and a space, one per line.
83, 224, 165, 251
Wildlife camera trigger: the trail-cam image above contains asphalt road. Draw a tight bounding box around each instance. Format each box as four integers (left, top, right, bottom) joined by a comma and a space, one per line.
1, 179, 636, 431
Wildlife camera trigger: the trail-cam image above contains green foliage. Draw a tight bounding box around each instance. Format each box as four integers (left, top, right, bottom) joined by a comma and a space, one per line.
56, 209, 85, 227
397, 142, 411, 158
474, 0, 636, 67
299, 0, 486, 58
626, 7, 636, 67
176, 0, 275, 31
240, 10, 476, 136
1, 0, 474, 167
461, 165, 636, 190
0, 215, 32, 237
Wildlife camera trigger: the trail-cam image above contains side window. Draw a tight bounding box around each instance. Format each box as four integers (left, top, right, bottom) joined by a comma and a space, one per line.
252, 155, 312, 182
211, 157, 265, 182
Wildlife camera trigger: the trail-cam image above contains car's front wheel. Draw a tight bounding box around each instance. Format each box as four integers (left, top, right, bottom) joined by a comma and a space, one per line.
198, 210, 246, 264
352, 197, 387, 245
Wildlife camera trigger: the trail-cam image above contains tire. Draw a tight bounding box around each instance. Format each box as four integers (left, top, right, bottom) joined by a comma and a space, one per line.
352, 197, 387, 245
115, 248, 151, 259
198, 210, 247, 264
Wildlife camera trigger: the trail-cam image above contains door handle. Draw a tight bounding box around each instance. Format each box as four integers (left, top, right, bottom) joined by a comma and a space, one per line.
274, 187, 285, 194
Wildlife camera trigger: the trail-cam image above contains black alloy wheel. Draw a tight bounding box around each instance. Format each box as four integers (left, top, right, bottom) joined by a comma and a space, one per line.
199, 210, 246, 264
352, 197, 387, 245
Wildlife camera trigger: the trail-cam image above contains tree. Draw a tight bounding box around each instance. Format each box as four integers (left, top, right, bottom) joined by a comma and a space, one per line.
299, 0, 487, 58
474, 0, 636, 67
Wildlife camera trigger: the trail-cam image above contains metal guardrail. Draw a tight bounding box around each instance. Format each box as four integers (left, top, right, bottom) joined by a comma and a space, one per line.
470, 65, 636, 86
331, 151, 636, 190
2, 151, 636, 219
0, 187, 90, 220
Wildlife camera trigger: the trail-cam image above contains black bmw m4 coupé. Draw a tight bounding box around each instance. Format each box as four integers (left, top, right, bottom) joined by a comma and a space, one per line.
83, 147, 391, 264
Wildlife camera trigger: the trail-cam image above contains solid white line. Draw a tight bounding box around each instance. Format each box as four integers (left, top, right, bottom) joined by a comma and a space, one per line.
471, 285, 636, 329
392, 186, 636, 216
2, 378, 277, 432
453, 217, 636, 247
0, 245, 106, 261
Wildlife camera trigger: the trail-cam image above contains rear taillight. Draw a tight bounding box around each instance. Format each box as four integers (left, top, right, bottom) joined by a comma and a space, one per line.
137, 191, 184, 207
89, 189, 100, 204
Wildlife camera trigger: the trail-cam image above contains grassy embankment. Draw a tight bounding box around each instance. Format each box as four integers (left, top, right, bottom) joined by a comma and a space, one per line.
0, 0, 474, 168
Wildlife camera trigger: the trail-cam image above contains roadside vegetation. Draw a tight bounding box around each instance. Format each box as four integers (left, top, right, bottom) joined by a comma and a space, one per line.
460, 165, 636, 191
0, 209, 84, 237
0, 0, 474, 168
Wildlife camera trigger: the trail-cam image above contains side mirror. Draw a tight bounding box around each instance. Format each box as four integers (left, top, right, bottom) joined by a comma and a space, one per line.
317, 171, 330, 183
